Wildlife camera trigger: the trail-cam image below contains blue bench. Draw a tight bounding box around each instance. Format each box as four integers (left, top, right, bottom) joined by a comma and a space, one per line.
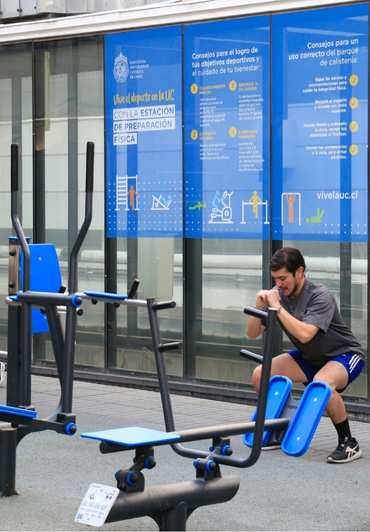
81, 427, 181, 450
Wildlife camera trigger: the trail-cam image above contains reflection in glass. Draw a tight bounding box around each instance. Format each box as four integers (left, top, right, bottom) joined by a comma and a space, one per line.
0, 44, 32, 352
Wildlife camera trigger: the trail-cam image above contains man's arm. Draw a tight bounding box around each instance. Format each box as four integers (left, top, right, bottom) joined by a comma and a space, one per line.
246, 316, 264, 339
265, 289, 319, 343
246, 290, 269, 339
276, 307, 318, 343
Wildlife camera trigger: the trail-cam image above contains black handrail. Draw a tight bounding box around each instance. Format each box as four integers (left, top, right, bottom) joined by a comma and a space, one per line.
147, 299, 281, 468
171, 308, 279, 467
68, 141, 94, 293
244, 306, 267, 326
62, 141, 94, 414
240, 349, 263, 364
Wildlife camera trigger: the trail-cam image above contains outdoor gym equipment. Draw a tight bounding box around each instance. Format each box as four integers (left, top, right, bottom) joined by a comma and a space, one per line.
77, 301, 290, 531
0, 141, 94, 497
243, 375, 332, 456
241, 306, 332, 456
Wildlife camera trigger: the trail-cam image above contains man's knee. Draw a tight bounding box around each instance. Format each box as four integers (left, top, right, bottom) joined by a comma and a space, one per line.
252, 365, 262, 390
313, 374, 335, 388
313, 363, 348, 391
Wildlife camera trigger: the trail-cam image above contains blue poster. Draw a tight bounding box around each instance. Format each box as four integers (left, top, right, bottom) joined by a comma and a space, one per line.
184, 17, 270, 239
272, 4, 368, 242
105, 26, 182, 237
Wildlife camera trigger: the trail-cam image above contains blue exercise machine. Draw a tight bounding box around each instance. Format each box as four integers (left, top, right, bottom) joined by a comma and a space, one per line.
77, 303, 332, 530
241, 307, 332, 456
0, 141, 94, 496
243, 375, 332, 456
75, 299, 290, 530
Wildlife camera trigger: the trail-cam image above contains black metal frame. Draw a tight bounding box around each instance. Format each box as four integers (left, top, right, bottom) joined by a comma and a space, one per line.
0, 141, 94, 497
107, 477, 240, 531
84, 297, 287, 530
148, 303, 287, 467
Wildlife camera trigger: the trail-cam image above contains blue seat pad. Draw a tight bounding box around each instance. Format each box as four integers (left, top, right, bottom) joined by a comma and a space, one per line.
244, 375, 292, 447
81, 426, 181, 448
0, 404, 37, 419
21, 244, 63, 334
281, 381, 332, 457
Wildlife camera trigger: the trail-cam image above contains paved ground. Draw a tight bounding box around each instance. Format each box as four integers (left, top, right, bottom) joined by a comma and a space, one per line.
0, 374, 370, 531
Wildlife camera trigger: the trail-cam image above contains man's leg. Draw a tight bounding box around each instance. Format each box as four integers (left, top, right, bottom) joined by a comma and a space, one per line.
252, 352, 307, 392
313, 361, 348, 422
314, 361, 362, 464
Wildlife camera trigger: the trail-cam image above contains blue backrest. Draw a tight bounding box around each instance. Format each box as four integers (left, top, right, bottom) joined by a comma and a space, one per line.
20, 244, 62, 333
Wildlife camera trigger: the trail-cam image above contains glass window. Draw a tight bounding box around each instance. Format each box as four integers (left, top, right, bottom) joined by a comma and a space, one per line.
0, 44, 32, 353
105, 26, 184, 377
183, 16, 270, 384
31, 37, 105, 367
115, 237, 183, 377
273, 4, 368, 399
0, 3, 368, 405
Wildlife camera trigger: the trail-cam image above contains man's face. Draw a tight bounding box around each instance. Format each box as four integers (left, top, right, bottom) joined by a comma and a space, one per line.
271, 266, 304, 297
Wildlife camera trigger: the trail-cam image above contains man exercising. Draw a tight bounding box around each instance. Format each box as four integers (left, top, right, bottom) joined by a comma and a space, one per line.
247, 247, 364, 464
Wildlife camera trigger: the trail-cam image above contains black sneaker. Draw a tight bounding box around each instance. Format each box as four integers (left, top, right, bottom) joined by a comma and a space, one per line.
327, 438, 362, 464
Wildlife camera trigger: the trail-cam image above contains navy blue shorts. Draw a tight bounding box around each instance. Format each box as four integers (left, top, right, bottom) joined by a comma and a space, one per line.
288, 349, 364, 392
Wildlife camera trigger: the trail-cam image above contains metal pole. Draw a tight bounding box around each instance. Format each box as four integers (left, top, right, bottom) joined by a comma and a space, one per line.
0, 427, 17, 497
156, 501, 188, 531
10, 145, 32, 406
146, 299, 176, 431
62, 142, 94, 414
44, 306, 65, 384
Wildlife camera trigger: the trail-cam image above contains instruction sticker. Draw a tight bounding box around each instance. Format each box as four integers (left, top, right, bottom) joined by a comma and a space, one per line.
75, 483, 120, 527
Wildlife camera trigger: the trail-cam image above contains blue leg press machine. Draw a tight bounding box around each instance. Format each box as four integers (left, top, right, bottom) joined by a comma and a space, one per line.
81, 376, 332, 457
244, 376, 332, 456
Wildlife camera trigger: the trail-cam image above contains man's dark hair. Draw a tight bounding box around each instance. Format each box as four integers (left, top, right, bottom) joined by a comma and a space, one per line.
270, 247, 306, 274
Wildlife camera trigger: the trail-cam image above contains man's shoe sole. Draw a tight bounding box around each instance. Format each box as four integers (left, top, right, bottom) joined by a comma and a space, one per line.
261, 445, 281, 451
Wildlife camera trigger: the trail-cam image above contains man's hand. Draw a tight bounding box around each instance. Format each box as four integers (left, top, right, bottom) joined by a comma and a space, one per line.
255, 289, 270, 309
265, 288, 281, 308
256, 288, 281, 309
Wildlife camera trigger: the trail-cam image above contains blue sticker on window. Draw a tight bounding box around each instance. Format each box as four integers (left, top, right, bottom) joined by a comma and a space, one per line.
105, 26, 183, 237
184, 16, 270, 239
272, 4, 368, 242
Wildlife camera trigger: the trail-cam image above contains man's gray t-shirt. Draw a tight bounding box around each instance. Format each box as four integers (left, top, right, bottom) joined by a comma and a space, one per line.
280, 278, 364, 365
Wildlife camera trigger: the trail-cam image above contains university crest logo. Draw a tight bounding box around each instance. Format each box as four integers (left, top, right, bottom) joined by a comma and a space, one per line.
113, 52, 129, 83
